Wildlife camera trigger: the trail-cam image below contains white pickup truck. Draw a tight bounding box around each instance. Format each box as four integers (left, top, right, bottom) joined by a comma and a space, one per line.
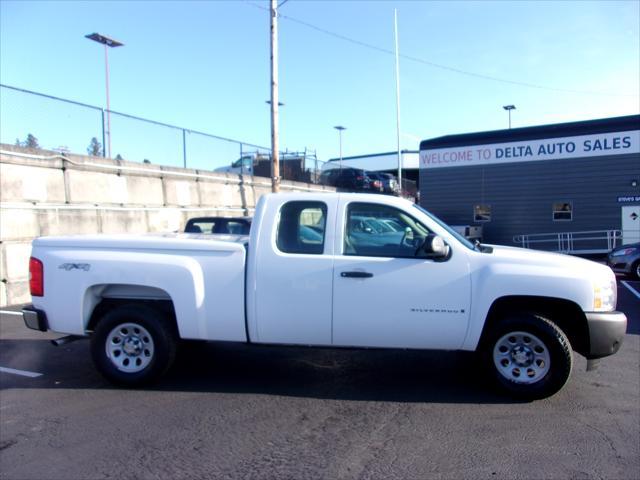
23, 193, 626, 399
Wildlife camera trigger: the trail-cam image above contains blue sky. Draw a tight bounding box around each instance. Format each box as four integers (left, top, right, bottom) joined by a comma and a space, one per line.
1, 0, 638, 170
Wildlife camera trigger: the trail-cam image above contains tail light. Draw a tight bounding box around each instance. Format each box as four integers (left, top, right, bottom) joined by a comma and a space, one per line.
356, 175, 364, 180
29, 257, 44, 297
373, 180, 382, 188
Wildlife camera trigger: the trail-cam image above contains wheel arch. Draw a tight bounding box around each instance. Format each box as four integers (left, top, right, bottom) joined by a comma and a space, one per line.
478, 295, 590, 357
85, 284, 177, 334
632, 259, 640, 280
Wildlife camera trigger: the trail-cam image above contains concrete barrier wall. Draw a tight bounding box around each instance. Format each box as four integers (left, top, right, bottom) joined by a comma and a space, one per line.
0, 144, 334, 306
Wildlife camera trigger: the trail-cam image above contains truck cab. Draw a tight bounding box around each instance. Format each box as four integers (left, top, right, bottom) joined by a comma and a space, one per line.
246, 194, 472, 350
214, 154, 261, 176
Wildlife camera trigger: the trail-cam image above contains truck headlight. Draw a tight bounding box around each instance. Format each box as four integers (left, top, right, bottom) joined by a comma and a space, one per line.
593, 279, 616, 312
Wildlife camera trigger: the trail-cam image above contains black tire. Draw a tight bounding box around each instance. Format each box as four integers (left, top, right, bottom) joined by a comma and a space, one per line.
90, 303, 178, 386
632, 260, 640, 281
482, 313, 573, 400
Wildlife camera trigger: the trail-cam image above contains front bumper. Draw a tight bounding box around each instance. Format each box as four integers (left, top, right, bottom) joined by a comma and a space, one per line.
22, 305, 49, 332
607, 253, 639, 275
585, 311, 627, 359
607, 259, 633, 274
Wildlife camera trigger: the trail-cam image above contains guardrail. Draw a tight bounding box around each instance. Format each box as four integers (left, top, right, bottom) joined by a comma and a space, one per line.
513, 230, 622, 254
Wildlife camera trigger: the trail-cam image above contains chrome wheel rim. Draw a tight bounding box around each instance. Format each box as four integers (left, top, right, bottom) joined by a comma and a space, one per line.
105, 323, 155, 373
493, 331, 550, 384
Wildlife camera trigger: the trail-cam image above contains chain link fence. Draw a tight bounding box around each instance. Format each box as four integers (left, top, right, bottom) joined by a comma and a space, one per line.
1, 84, 105, 157
0, 84, 331, 183
1, 84, 417, 195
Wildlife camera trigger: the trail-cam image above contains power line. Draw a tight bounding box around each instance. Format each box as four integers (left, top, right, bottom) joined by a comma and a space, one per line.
244, 1, 638, 98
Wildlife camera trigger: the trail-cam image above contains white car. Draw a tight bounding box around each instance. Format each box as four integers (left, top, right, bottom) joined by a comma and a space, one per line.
23, 193, 626, 399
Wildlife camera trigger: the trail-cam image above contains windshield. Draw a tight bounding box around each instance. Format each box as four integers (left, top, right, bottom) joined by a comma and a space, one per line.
412, 204, 476, 251
231, 156, 252, 168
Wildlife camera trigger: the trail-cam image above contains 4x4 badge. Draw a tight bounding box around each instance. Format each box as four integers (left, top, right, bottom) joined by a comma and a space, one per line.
58, 263, 91, 272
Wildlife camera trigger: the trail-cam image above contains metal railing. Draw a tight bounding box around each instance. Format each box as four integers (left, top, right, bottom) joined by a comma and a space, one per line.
513, 230, 623, 254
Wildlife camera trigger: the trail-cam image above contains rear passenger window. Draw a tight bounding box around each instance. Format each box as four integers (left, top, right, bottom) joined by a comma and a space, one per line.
277, 201, 327, 254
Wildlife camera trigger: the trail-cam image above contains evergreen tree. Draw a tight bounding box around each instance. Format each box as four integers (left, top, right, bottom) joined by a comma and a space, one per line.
14, 134, 40, 148
25, 134, 40, 148
87, 137, 103, 156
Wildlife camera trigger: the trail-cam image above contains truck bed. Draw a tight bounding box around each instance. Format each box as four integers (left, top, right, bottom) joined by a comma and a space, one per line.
31, 233, 248, 342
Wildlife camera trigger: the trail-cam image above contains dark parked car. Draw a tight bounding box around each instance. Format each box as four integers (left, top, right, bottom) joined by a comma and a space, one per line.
367, 172, 400, 195
319, 168, 374, 192
185, 217, 252, 235
607, 242, 640, 279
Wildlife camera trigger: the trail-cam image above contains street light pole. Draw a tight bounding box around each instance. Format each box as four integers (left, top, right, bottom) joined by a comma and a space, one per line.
503, 104, 516, 129
104, 44, 112, 158
334, 126, 346, 170
86, 33, 123, 160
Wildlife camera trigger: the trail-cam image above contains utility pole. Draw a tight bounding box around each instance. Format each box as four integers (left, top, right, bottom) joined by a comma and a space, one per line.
394, 9, 402, 194
270, 0, 280, 193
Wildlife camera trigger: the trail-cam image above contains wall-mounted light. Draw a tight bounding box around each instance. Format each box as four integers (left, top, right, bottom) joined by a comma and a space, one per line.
632, 180, 638, 187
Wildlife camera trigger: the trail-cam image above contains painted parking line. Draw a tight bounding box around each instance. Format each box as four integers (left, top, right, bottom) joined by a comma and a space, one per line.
0, 366, 43, 378
621, 281, 640, 300
0, 310, 22, 317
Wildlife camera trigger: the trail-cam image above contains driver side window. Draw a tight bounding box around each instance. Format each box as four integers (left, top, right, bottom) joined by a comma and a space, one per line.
344, 203, 431, 258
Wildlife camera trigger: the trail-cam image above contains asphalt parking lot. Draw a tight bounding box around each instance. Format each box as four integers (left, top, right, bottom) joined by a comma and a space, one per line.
1, 280, 638, 480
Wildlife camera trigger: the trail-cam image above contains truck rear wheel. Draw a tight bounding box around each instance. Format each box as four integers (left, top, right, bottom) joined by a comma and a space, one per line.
483, 313, 573, 400
90, 304, 177, 386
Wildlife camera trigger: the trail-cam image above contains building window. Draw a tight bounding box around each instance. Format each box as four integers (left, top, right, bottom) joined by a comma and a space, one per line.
474, 204, 492, 222
553, 202, 573, 221
276, 201, 327, 254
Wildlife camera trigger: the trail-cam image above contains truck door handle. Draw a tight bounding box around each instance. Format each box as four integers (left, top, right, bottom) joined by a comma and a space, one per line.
341, 271, 374, 278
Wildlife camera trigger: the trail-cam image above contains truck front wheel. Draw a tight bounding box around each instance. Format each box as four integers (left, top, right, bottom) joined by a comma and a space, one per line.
90, 304, 177, 386
483, 314, 573, 400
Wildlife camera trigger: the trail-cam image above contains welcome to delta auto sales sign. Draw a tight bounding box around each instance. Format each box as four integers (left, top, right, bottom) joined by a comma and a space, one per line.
420, 130, 640, 169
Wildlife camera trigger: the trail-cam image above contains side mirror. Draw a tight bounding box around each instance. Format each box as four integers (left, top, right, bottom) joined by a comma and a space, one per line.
418, 234, 449, 259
